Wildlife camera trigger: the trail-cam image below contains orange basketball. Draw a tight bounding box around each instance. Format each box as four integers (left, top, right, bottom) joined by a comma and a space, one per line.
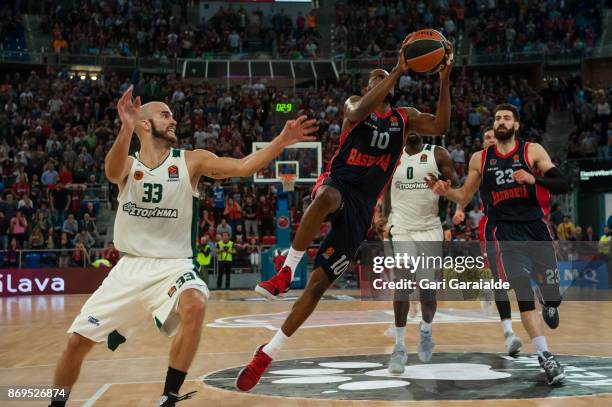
403, 29, 449, 74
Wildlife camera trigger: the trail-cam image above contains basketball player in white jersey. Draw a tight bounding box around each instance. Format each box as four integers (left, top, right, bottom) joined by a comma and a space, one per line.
48, 86, 317, 407
377, 131, 459, 373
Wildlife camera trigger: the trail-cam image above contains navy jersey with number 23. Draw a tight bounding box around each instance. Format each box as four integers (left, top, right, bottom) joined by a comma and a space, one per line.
480, 138, 550, 223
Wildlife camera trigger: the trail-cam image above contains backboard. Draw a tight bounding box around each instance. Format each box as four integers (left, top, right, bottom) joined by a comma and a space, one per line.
252, 141, 322, 183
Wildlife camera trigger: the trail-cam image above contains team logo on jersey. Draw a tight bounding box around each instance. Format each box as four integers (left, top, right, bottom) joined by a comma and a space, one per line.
420, 154, 428, 163
489, 159, 497, 165
513, 154, 519, 162
370, 113, 377, 121
168, 165, 179, 179
134, 170, 144, 181
390, 116, 398, 126
122, 202, 178, 218
346, 148, 391, 171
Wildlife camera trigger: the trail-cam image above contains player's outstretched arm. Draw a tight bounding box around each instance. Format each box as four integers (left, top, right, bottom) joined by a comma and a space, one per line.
401, 42, 453, 136
344, 43, 410, 123
426, 151, 482, 207
434, 145, 465, 223
188, 116, 318, 179
512, 143, 571, 193
105, 85, 140, 185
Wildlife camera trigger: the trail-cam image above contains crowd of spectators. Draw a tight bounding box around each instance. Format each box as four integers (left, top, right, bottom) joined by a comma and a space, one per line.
334, 0, 464, 58
41, 0, 320, 59
334, 0, 603, 58
468, 0, 602, 55
566, 82, 612, 159
0, 56, 607, 268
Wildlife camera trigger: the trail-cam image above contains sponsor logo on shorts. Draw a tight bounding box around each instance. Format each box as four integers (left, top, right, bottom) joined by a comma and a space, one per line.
168, 165, 179, 179
167, 286, 177, 298
324, 247, 335, 259
122, 202, 178, 218
134, 170, 144, 180
88, 316, 100, 326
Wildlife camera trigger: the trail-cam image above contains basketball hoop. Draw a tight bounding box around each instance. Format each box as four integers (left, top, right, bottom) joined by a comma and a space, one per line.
279, 173, 296, 192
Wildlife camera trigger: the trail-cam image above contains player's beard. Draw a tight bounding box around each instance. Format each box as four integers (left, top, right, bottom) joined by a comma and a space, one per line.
149, 119, 176, 144
494, 126, 515, 141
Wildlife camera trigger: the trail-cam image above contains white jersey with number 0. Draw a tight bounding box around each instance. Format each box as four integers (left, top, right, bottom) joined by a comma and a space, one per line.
389, 144, 441, 234
114, 148, 199, 258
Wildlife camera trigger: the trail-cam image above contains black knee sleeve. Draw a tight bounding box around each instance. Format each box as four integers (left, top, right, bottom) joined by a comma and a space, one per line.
509, 273, 534, 303
495, 299, 512, 320
518, 300, 536, 312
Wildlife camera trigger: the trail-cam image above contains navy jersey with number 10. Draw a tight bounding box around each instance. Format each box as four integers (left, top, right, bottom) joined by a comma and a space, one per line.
315, 109, 406, 206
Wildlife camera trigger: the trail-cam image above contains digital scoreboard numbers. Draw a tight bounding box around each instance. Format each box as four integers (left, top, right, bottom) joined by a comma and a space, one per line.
275, 103, 293, 113
271, 102, 295, 128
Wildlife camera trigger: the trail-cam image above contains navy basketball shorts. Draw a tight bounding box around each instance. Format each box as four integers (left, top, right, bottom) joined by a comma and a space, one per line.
484, 219, 561, 303
312, 176, 373, 282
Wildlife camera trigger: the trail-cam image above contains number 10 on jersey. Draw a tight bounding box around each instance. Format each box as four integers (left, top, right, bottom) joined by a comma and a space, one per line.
370, 130, 390, 149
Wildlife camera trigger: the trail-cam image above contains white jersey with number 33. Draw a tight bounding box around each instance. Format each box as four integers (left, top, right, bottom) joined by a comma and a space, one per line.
114, 148, 199, 258
389, 144, 441, 234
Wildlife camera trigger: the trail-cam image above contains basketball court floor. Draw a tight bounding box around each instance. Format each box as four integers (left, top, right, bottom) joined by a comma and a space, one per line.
2, 291, 612, 406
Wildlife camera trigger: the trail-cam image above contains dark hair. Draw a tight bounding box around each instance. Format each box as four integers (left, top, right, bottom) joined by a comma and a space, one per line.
484, 125, 494, 132
494, 103, 520, 122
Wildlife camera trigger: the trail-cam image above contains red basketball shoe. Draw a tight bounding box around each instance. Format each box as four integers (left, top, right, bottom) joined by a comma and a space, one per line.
255, 266, 292, 300
235, 344, 273, 392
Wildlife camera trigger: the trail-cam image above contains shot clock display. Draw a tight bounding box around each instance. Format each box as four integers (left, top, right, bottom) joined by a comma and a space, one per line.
271, 102, 296, 128
275, 103, 293, 113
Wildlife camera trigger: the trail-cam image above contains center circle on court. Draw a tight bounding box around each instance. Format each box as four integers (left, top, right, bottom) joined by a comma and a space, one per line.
203, 352, 612, 401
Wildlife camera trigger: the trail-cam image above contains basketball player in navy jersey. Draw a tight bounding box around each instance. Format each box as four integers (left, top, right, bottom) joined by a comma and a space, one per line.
236, 41, 453, 392
428, 103, 570, 385
478, 126, 523, 356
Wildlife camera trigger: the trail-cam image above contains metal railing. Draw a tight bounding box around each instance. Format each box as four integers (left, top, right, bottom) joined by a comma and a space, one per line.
2, 44, 611, 74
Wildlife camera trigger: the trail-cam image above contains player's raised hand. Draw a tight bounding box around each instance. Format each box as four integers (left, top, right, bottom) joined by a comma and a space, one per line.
117, 85, 141, 131
513, 169, 535, 185
425, 173, 451, 196
396, 41, 411, 74
452, 209, 465, 225
439, 41, 454, 81
278, 115, 318, 146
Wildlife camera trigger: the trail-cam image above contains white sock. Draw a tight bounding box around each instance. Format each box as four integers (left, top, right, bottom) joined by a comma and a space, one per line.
394, 326, 406, 346
282, 247, 305, 279
532, 336, 549, 357
502, 319, 513, 334
262, 329, 289, 358
420, 320, 432, 333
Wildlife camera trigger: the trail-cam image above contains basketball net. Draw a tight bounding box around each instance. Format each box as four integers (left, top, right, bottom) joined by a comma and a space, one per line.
279, 173, 296, 192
